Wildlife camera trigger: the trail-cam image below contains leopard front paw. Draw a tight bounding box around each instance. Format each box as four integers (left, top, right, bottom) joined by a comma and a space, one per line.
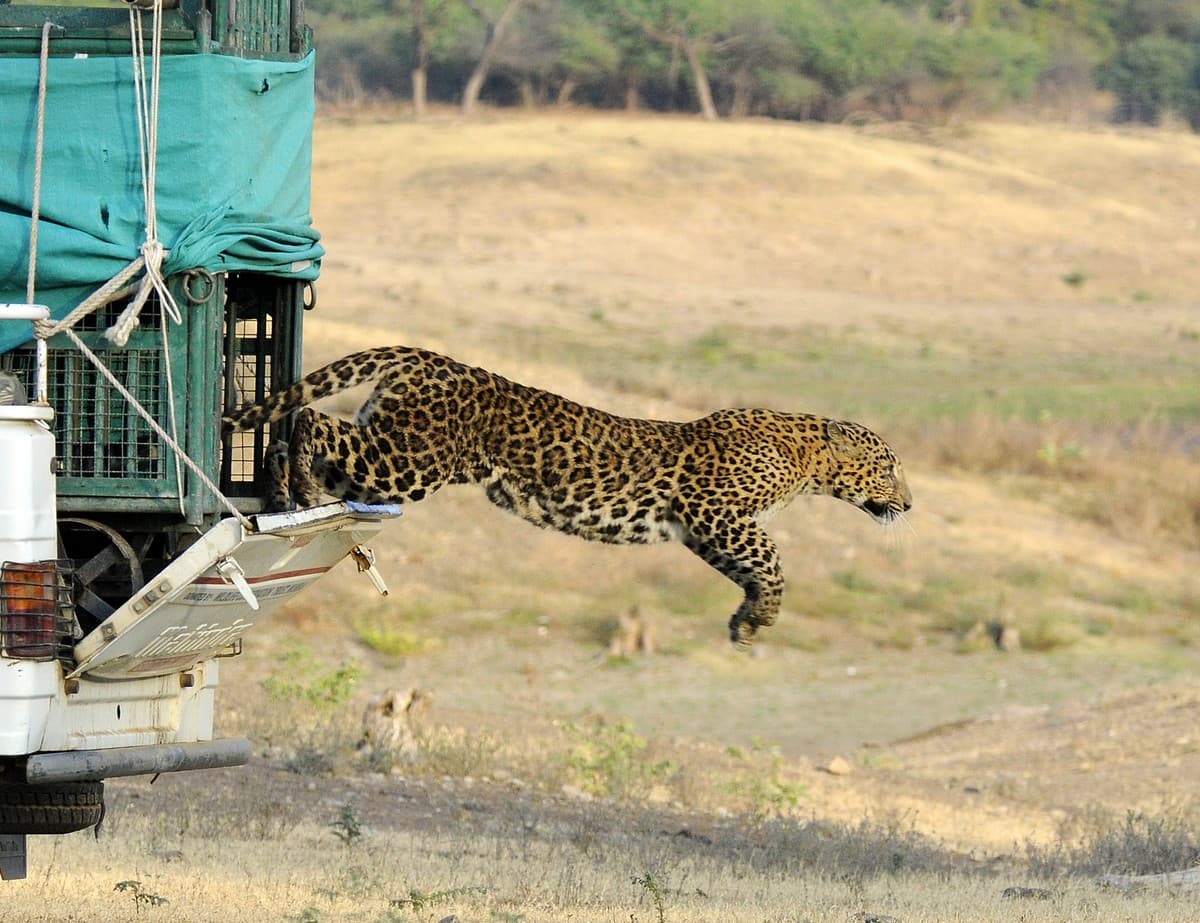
263, 494, 295, 513
728, 613, 758, 650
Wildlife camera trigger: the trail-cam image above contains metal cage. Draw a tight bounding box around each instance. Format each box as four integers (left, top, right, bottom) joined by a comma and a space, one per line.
0, 273, 305, 525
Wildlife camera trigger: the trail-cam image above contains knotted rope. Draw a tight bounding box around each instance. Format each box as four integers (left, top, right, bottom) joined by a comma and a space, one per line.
105, 0, 182, 348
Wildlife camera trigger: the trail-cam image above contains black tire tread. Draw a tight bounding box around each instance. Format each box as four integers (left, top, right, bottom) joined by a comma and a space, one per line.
0, 781, 104, 834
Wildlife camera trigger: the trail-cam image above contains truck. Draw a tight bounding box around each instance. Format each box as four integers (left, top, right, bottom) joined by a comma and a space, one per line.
0, 0, 395, 880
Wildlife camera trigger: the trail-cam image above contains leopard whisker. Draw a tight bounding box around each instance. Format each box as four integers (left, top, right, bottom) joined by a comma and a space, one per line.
878, 510, 914, 552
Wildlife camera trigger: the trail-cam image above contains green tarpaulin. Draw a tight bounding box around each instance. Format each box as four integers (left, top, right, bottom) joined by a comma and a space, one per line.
0, 50, 322, 354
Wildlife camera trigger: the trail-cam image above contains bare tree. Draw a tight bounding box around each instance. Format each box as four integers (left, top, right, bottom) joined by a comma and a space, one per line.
411, 0, 430, 116
405, 0, 456, 117
678, 34, 717, 119
461, 0, 531, 114
615, 0, 726, 120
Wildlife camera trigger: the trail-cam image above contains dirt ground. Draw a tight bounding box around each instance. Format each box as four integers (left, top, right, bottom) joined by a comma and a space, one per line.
105, 674, 1200, 855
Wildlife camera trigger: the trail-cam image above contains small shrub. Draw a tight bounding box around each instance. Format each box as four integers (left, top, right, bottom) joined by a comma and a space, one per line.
562, 717, 674, 799
389, 885, 489, 911
286, 745, 339, 777
327, 863, 380, 901
1036, 438, 1087, 473
259, 645, 365, 773
1020, 614, 1082, 652
114, 880, 170, 914
726, 739, 808, 816
689, 327, 733, 364
748, 815, 960, 878
878, 623, 917, 650
355, 621, 435, 657
413, 726, 501, 779
261, 647, 364, 712
330, 798, 364, 847
631, 872, 667, 923
832, 569, 878, 593
999, 563, 1060, 590
245, 797, 305, 840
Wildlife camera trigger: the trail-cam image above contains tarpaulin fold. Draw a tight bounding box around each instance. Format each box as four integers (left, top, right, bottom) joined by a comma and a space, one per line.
0, 50, 322, 354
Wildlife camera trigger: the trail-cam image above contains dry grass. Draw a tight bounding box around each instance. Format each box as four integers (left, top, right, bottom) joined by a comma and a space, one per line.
9, 805, 1200, 922
911, 415, 1200, 550
1028, 807, 1200, 879
312, 114, 1200, 312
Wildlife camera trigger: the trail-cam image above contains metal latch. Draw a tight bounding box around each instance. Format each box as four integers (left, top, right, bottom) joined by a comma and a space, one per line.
215, 557, 259, 611
349, 545, 389, 596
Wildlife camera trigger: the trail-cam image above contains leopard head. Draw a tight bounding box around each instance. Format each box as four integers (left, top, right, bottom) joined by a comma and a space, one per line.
823, 420, 912, 525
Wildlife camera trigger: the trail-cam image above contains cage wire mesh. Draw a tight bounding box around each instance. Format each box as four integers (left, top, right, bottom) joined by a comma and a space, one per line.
222, 306, 275, 489
0, 314, 169, 482
1, 277, 295, 505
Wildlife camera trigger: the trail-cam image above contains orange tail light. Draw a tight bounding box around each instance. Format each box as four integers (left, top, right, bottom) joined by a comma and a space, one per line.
1, 561, 59, 659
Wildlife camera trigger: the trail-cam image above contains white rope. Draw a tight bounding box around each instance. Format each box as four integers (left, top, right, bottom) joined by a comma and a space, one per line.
33, 256, 145, 339
106, 0, 180, 348
25, 21, 57, 404
26, 21, 55, 306
125, 0, 187, 516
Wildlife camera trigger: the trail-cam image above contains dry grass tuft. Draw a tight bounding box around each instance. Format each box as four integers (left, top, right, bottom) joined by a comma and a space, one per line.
912, 415, 1200, 550
1028, 807, 1200, 878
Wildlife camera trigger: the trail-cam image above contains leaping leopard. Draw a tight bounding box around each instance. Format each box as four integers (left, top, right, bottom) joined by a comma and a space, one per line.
223, 345, 912, 647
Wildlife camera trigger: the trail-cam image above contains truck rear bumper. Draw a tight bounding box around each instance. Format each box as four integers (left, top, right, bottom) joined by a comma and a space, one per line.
24, 737, 252, 783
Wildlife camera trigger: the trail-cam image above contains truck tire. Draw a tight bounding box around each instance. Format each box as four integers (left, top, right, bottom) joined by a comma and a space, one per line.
0, 782, 104, 835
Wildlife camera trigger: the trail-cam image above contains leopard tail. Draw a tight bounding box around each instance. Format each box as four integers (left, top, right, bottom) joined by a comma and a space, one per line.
220, 345, 421, 434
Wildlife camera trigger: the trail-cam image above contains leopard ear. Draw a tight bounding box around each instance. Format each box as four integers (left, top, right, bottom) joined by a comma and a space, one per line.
826, 420, 864, 458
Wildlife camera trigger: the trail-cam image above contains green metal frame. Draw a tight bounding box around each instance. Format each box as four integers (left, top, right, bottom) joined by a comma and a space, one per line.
0, 0, 312, 59
219, 273, 306, 512
41, 290, 194, 509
